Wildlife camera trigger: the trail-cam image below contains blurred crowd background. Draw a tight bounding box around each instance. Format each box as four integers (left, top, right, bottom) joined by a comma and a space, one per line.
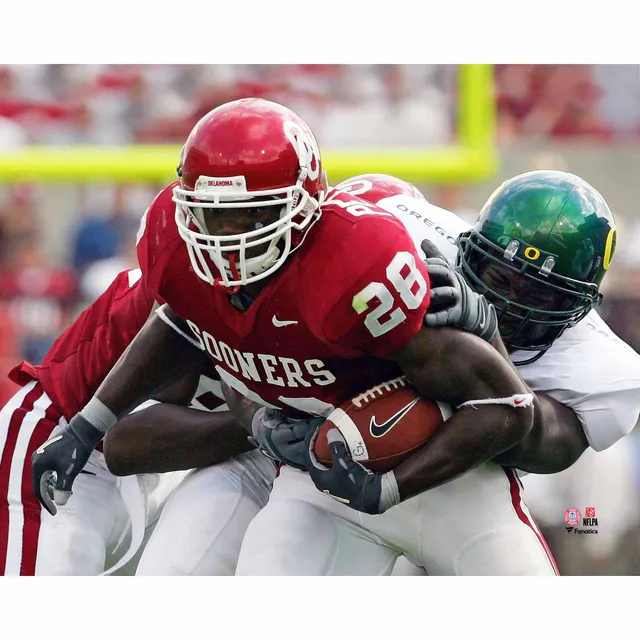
0, 63, 639, 575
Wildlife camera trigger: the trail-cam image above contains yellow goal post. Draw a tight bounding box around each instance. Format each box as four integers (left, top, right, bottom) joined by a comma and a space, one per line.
0, 65, 497, 185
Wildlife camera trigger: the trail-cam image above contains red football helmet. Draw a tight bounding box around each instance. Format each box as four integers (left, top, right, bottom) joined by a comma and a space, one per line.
173, 98, 328, 290
333, 174, 426, 204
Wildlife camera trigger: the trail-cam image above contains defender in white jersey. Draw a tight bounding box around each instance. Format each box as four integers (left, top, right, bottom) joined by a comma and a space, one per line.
237, 171, 639, 576
343, 172, 640, 575
362, 171, 640, 460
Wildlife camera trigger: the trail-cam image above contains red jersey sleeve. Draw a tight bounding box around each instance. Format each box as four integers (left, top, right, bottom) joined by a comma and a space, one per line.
318, 217, 431, 358
9, 268, 154, 419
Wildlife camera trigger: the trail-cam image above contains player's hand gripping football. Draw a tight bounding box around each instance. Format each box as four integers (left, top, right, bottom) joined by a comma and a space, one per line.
251, 408, 324, 470
221, 381, 323, 469
32, 415, 105, 516
420, 239, 498, 342
303, 426, 400, 515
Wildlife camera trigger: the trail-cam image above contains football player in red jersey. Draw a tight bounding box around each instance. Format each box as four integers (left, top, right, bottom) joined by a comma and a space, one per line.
0, 269, 158, 575
32, 98, 558, 575
1, 268, 274, 575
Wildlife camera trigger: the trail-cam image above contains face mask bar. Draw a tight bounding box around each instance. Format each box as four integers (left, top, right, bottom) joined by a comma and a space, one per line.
457, 231, 602, 357
173, 182, 319, 288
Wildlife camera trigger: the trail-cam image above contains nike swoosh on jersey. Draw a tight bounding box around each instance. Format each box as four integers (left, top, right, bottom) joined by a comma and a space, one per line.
369, 398, 421, 438
272, 315, 298, 327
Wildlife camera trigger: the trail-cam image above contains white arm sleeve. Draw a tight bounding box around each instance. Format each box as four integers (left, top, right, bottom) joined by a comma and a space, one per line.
518, 311, 640, 451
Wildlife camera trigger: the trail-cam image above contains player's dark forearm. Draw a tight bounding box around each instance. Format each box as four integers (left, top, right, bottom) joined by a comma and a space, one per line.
388, 328, 534, 500
492, 394, 588, 474
151, 368, 201, 406
392, 404, 532, 501
220, 381, 263, 434
103, 405, 254, 476
489, 330, 513, 363
484, 332, 586, 472
94, 312, 208, 419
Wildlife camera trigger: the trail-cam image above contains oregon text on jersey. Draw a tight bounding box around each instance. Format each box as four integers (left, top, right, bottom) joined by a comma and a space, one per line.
393, 203, 458, 246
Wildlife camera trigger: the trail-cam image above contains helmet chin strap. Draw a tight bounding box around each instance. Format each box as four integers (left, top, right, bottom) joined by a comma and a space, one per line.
214, 253, 241, 294
245, 242, 281, 275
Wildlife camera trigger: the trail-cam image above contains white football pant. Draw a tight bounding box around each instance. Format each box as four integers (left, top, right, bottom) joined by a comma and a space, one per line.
135, 450, 276, 575
236, 463, 559, 576
0, 381, 186, 576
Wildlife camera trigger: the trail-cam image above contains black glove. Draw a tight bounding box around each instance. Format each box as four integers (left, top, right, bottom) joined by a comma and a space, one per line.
250, 408, 323, 470
32, 414, 104, 515
421, 239, 498, 342
302, 426, 400, 515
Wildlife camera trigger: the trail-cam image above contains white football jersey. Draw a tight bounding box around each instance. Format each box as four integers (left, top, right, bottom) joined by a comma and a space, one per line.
512, 310, 640, 451
376, 193, 470, 265
379, 193, 640, 452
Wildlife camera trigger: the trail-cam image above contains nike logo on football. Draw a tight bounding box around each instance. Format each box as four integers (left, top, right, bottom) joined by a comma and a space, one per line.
272, 315, 298, 327
36, 435, 63, 455
369, 398, 420, 438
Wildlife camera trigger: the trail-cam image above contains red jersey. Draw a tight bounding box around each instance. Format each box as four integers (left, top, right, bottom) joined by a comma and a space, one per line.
137, 183, 431, 416
9, 269, 153, 421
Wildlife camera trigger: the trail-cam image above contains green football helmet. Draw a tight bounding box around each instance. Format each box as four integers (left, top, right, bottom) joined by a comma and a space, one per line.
458, 170, 617, 363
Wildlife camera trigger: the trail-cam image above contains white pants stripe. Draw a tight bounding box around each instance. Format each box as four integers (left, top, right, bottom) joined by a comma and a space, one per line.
0, 381, 59, 575
0, 381, 37, 471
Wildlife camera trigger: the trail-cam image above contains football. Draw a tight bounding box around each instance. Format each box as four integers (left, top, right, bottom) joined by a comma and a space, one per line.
314, 376, 452, 473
